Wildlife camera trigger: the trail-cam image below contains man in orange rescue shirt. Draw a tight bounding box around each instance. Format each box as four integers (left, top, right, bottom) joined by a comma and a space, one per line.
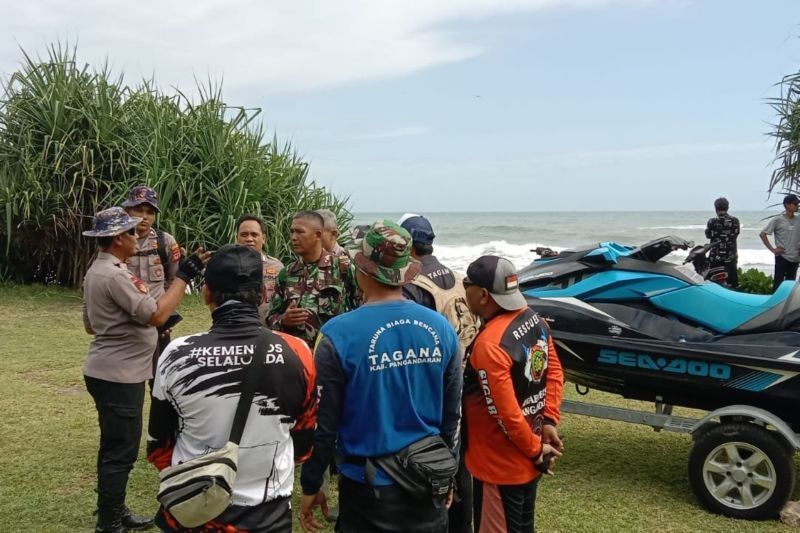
462, 255, 564, 533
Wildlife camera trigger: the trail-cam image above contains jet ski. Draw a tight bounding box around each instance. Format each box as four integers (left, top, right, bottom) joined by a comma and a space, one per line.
519, 235, 800, 430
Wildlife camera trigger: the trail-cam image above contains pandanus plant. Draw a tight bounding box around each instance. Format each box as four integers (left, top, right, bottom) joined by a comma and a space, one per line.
768, 69, 800, 197
0, 43, 350, 286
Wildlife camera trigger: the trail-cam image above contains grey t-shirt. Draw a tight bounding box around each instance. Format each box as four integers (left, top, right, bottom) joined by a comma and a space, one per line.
763, 215, 800, 262
82, 252, 158, 383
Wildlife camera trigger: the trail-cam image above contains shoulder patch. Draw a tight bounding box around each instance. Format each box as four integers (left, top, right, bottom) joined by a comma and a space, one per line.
130, 273, 149, 294
170, 243, 180, 262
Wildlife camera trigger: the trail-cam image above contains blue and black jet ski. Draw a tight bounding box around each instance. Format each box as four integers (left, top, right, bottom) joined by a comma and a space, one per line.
519, 236, 800, 429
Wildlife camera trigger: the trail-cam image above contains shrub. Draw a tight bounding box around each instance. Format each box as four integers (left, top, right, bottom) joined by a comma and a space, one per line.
0, 43, 350, 287
737, 268, 773, 294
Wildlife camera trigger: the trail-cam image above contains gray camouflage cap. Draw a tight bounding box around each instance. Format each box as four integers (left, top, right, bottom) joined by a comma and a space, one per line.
83, 206, 142, 237
354, 220, 421, 286
122, 185, 160, 212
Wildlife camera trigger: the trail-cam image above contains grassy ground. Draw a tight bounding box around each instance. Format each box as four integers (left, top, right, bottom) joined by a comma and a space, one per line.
0, 284, 796, 532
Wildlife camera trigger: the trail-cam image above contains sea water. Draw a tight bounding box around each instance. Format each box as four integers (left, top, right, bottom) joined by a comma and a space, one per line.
353, 211, 779, 274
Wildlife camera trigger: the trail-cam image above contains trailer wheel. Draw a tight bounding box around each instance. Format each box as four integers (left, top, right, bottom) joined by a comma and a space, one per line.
688, 422, 795, 520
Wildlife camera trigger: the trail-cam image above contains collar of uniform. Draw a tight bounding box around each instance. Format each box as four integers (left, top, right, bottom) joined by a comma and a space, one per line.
96, 251, 128, 268
137, 227, 156, 242
288, 249, 332, 274
420, 254, 439, 267
317, 249, 333, 268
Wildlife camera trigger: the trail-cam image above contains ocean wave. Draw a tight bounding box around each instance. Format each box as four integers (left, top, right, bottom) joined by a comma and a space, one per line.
434, 241, 775, 274
434, 240, 558, 272
637, 225, 707, 230
638, 224, 763, 232
472, 225, 538, 233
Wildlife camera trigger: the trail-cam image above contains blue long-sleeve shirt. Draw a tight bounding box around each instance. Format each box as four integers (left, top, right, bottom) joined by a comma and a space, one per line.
301, 299, 462, 494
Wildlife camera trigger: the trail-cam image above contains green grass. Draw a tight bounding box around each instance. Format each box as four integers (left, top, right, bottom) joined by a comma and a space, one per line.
0, 284, 796, 532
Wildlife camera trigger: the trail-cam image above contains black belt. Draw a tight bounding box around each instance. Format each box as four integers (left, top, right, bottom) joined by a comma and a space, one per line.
134, 249, 159, 257
133, 249, 158, 257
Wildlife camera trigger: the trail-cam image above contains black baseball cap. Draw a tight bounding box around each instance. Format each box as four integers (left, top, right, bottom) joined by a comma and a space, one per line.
784, 194, 800, 206
398, 213, 435, 245
204, 244, 263, 293
465, 255, 527, 311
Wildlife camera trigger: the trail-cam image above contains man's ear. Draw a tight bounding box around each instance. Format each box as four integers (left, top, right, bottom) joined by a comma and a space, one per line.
203, 284, 213, 306
480, 288, 491, 306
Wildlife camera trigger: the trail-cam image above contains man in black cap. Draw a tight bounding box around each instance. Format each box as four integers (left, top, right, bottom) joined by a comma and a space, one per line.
398, 213, 453, 309
122, 185, 182, 372
461, 255, 564, 533
82, 207, 209, 533
148, 245, 317, 533
705, 197, 740, 288
398, 213, 478, 533
760, 194, 800, 291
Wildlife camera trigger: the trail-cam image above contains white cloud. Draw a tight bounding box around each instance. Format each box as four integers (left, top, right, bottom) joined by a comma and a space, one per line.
0, 0, 659, 94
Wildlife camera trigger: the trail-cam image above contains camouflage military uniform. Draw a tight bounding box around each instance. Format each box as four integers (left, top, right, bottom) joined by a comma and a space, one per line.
267, 250, 359, 346
126, 228, 180, 299
259, 253, 284, 320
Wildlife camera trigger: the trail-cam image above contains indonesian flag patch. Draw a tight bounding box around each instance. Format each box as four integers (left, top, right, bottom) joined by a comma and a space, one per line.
505, 274, 519, 291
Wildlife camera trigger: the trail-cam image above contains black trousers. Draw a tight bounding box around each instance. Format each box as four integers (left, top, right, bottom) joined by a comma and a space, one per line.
773, 255, 799, 292
336, 475, 447, 533
148, 331, 172, 392
710, 260, 738, 288
448, 452, 473, 533
84, 376, 145, 509
473, 477, 540, 533
155, 496, 292, 532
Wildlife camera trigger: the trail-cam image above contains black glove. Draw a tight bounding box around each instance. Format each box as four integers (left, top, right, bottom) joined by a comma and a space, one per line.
177, 253, 205, 283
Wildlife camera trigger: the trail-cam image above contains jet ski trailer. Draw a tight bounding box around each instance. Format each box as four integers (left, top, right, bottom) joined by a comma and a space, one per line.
557, 396, 798, 521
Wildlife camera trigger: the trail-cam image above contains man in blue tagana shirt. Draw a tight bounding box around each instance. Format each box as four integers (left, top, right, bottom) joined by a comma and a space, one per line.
300, 220, 462, 533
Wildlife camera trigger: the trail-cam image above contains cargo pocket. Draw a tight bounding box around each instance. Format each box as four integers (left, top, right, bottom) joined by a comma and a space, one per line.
101, 403, 143, 454
148, 254, 165, 282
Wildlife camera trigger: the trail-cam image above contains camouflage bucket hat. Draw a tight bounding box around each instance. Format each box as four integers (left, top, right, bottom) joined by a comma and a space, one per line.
354, 220, 421, 286
122, 185, 160, 212
82, 206, 142, 237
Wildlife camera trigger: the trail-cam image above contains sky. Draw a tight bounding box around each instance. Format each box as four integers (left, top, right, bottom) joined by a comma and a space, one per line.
2, 0, 800, 212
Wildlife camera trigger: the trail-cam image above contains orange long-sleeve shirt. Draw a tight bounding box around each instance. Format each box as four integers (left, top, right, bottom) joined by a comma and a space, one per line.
463, 307, 564, 485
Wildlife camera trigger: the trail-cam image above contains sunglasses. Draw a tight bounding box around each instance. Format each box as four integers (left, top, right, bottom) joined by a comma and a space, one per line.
126, 227, 136, 235
462, 279, 477, 290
